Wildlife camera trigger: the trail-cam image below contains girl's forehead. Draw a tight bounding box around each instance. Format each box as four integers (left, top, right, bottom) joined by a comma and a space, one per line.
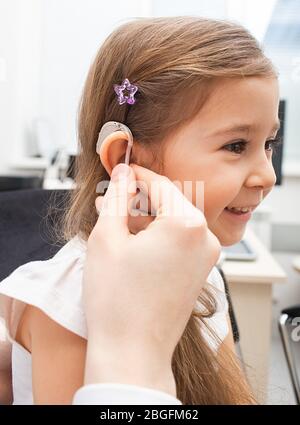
205, 76, 278, 104
174, 79, 279, 144
194, 77, 279, 122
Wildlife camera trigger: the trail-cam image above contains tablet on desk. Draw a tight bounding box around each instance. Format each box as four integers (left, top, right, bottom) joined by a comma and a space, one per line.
221, 239, 257, 261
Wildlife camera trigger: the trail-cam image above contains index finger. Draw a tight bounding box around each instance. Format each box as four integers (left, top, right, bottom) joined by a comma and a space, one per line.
96, 163, 136, 239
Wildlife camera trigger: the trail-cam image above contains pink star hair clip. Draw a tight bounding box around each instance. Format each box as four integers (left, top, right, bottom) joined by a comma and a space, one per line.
113, 78, 138, 105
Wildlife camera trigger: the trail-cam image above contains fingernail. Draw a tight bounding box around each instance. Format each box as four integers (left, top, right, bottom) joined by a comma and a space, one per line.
111, 163, 131, 181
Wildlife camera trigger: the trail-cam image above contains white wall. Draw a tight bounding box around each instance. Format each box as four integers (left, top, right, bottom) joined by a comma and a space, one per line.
38, 0, 150, 158
0, 0, 149, 171
0, 0, 16, 174
0, 0, 41, 173
226, 0, 277, 42
152, 0, 227, 18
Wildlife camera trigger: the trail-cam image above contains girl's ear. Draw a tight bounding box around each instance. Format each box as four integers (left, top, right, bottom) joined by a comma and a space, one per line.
98, 131, 130, 176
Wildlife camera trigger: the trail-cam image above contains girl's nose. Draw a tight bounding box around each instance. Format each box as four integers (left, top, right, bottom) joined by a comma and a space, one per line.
244, 153, 277, 190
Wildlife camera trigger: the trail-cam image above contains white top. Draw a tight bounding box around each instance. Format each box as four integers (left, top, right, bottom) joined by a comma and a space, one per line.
73, 383, 182, 405
0, 235, 228, 405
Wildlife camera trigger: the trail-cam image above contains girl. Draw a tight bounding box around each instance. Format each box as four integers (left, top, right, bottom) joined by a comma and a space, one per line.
0, 16, 280, 404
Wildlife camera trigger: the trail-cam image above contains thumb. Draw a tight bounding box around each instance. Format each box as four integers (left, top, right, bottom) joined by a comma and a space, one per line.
98, 163, 136, 238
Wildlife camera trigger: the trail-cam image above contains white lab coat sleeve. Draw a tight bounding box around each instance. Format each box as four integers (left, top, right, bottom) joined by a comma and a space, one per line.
72, 383, 183, 405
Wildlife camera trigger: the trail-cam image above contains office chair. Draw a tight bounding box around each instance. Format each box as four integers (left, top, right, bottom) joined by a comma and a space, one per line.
278, 305, 300, 405
0, 188, 69, 282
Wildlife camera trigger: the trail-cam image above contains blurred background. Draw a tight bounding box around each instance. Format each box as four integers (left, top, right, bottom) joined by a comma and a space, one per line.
0, 0, 299, 405
0, 0, 299, 226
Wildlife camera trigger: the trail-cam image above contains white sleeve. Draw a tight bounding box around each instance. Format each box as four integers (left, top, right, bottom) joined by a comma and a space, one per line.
72, 383, 182, 405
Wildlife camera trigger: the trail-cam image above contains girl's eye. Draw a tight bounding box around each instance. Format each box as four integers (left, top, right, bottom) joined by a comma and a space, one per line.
223, 138, 282, 155
265, 137, 282, 154
222, 140, 247, 154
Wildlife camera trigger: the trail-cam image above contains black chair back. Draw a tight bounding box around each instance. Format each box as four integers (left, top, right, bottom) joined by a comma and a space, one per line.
0, 189, 69, 282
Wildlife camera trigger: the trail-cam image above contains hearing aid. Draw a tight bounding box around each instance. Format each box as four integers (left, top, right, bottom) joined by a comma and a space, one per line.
96, 121, 133, 166
95, 121, 150, 220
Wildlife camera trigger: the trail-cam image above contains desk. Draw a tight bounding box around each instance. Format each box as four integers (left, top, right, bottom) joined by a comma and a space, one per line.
42, 177, 75, 190
221, 225, 287, 404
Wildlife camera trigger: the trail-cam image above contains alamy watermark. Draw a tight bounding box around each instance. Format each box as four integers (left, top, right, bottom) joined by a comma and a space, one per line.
291, 317, 300, 342
95, 178, 205, 226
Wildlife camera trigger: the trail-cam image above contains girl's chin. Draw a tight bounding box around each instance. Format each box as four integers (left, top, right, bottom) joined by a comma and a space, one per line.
209, 224, 246, 247
222, 230, 246, 246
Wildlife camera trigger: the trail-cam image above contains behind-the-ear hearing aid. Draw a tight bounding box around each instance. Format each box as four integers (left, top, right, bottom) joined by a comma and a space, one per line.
96, 120, 149, 218
96, 121, 133, 166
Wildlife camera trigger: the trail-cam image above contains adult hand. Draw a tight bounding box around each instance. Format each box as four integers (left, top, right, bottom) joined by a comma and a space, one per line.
82, 163, 221, 398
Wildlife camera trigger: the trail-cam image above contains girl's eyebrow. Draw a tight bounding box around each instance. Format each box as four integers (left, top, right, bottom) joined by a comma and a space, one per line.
211, 121, 281, 137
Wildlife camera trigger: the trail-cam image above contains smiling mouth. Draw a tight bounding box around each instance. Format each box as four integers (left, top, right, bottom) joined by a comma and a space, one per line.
225, 207, 251, 215
225, 204, 259, 214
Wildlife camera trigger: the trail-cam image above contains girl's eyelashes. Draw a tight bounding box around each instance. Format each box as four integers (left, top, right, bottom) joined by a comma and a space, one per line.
222, 137, 282, 155
222, 139, 248, 155
265, 137, 283, 154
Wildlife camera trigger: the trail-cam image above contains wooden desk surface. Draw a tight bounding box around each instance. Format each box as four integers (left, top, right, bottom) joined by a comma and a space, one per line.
221, 226, 287, 285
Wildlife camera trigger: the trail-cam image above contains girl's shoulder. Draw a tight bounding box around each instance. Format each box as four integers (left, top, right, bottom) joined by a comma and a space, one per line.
15, 304, 31, 352
14, 302, 87, 404
15, 303, 87, 353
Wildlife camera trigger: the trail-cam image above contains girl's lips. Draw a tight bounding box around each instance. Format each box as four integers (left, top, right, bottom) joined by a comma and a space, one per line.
223, 207, 252, 223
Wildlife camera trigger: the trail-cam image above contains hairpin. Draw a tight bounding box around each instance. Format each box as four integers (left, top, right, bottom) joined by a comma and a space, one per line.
113, 78, 138, 105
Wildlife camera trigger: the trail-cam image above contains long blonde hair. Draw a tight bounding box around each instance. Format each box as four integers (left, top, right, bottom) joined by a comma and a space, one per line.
58, 16, 277, 404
